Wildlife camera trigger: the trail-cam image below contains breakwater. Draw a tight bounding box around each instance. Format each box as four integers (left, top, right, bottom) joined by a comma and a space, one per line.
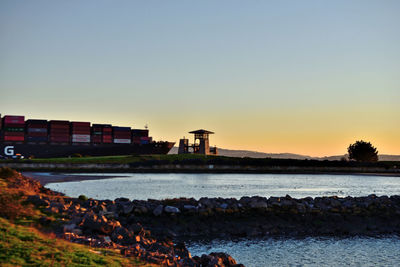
30, 192, 400, 244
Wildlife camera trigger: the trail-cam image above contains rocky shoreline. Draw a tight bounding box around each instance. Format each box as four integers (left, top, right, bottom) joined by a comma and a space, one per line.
9, 168, 399, 266
0, 168, 243, 267
27, 191, 400, 265
20, 180, 243, 266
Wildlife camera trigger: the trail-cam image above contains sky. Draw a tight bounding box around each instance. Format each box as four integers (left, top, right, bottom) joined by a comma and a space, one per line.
0, 0, 399, 157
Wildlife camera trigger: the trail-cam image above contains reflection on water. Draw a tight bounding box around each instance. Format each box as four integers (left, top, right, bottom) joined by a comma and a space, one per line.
45, 173, 400, 200
187, 236, 400, 267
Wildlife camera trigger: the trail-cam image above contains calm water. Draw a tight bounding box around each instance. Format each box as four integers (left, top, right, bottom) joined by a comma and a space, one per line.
45, 173, 400, 200
187, 236, 400, 267
45, 173, 400, 267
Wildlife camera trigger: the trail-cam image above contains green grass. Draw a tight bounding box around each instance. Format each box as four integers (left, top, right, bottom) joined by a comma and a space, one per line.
0, 168, 156, 266
0, 218, 152, 267
6, 154, 399, 169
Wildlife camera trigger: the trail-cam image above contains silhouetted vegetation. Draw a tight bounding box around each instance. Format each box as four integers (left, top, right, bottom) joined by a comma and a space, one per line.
348, 140, 378, 162
6, 154, 399, 172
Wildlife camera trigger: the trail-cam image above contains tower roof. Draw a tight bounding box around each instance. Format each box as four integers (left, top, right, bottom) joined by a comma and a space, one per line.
189, 129, 214, 134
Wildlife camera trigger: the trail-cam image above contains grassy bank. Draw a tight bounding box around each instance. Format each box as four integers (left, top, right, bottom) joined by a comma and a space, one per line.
1, 154, 399, 175
0, 167, 154, 267
3, 154, 400, 168
0, 218, 150, 267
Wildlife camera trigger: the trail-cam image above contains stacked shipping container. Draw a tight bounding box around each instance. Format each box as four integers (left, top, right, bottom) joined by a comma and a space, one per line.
2, 115, 25, 142
132, 129, 149, 144
49, 121, 70, 143
26, 119, 48, 143
91, 124, 113, 144
71, 122, 90, 143
91, 124, 103, 144
102, 125, 112, 143
0, 114, 155, 147
113, 127, 131, 144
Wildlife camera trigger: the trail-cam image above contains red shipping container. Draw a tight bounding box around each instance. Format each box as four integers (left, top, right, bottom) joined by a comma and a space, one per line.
50, 125, 69, 129
4, 115, 24, 124
49, 134, 69, 137
72, 129, 90, 133
50, 139, 69, 142
49, 120, 69, 124
50, 129, 69, 132
3, 136, 24, 141
72, 131, 90, 134
50, 131, 69, 135
71, 122, 90, 127
4, 132, 25, 136
3, 123, 25, 128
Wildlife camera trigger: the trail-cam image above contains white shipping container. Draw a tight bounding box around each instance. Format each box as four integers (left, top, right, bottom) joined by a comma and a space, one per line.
72, 134, 90, 142
72, 134, 90, 138
113, 139, 131, 144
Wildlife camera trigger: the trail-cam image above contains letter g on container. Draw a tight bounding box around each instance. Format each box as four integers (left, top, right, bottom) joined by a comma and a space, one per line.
4, 146, 14, 156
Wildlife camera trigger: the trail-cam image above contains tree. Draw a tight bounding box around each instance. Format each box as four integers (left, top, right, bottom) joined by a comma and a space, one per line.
347, 140, 378, 162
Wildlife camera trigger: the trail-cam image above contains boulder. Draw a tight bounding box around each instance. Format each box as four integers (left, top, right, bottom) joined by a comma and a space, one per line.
153, 205, 163, 216
220, 203, 229, 209
164, 206, 180, 214
26, 195, 50, 207
122, 202, 135, 215
63, 223, 76, 233
111, 226, 133, 244
249, 201, 268, 209
183, 205, 197, 211
80, 213, 120, 234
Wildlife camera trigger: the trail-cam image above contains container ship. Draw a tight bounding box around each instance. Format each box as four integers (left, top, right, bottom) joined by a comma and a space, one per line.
0, 114, 175, 158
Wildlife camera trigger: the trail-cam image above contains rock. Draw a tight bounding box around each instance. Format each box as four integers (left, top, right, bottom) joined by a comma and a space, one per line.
26, 195, 50, 207
164, 206, 180, 214
122, 202, 135, 214
249, 201, 268, 209
183, 205, 197, 211
153, 205, 163, 216
115, 197, 130, 203
80, 213, 120, 234
220, 203, 229, 209
210, 252, 238, 266
130, 223, 143, 234
99, 211, 116, 218
111, 226, 133, 244
63, 223, 76, 232
200, 198, 214, 208
72, 228, 82, 235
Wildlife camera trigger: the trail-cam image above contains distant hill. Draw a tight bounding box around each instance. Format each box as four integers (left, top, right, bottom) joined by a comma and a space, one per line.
168, 147, 400, 161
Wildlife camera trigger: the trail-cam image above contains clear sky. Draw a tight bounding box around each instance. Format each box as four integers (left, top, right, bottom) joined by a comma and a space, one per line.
1, 0, 399, 156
